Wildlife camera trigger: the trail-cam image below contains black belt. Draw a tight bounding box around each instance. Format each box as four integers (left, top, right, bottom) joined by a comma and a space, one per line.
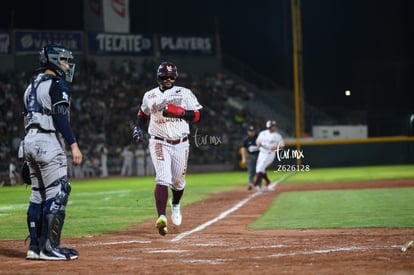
26, 126, 55, 134
153, 136, 188, 145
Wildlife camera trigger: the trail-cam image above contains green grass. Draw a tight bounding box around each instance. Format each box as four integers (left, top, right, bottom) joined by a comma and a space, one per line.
249, 164, 414, 230
282, 164, 414, 184
249, 187, 414, 229
1, 165, 413, 240
0, 172, 247, 240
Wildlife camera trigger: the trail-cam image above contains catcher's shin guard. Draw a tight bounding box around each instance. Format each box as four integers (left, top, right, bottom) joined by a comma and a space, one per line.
42, 178, 71, 252
27, 202, 43, 250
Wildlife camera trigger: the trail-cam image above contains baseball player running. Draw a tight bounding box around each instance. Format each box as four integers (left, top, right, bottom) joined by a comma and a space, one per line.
21, 45, 82, 260
252, 120, 284, 191
133, 61, 202, 236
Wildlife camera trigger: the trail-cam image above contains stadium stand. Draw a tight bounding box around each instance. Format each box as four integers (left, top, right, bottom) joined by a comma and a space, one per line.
0, 57, 270, 181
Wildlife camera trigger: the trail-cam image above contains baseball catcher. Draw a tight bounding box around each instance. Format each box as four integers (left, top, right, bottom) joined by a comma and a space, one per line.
22, 45, 82, 260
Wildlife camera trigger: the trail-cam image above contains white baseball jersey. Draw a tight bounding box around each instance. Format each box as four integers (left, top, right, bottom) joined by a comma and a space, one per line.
255, 129, 284, 173
140, 85, 203, 140
256, 130, 284, 153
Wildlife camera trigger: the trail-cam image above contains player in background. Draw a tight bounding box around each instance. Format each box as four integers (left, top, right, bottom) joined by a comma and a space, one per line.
252, 120, 284, 191
240, 125, 260, 190
132, 62, 202, 236
21, 45, 82, 260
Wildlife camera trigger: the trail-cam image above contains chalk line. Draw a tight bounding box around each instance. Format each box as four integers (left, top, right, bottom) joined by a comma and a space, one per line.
80, 240, 151, 247
269, 245, 399, 258
171, 172, 295, 242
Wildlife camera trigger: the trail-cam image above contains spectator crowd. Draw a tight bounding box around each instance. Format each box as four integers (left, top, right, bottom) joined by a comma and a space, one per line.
0, 58, 267, 184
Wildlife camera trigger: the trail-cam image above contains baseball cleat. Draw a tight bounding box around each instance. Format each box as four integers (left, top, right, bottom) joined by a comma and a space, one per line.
26, 249, 40, 260
401, 240, 413, 252
156, 215, 168, 236
171, 204, 182, 226
39, 247, 78, 260
255, 185, 263, 192
267, 181, 279, 191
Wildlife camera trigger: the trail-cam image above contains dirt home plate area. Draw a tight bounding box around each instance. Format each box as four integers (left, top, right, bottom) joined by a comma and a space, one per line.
1, 179, 414, 274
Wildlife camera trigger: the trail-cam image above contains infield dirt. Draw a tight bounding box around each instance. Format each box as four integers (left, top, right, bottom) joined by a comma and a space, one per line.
1, 179, 414, 274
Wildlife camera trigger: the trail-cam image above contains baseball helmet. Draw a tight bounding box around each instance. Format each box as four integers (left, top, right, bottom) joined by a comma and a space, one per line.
266, 120, 277, 128
157, 62, 178, 79
39, 45, 75, 82
248, 125, 255, 131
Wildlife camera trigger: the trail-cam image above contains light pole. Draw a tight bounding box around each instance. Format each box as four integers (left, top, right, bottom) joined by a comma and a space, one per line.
291, 0, 304, 165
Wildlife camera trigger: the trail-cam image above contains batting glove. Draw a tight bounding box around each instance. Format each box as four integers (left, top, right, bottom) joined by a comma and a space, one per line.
163, 103, 185, 118
133, 126, 144, 143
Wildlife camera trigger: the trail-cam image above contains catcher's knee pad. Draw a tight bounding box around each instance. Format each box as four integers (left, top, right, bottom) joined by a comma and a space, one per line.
27, 202, 43, 248
42, 178, 71, 251
54, 179, 71, 207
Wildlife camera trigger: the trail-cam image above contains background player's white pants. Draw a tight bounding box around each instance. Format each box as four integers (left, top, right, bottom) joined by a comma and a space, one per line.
255, 151, 275, 173
149, 138, 189, 190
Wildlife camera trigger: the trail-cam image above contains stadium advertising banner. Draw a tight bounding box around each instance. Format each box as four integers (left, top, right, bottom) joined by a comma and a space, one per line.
84, 0, 130, 33
158, 35, 216, 55
0, 32, 10, 54
102, 0, 130, 33
15, 31, 83, 54
88, 32, 153, 55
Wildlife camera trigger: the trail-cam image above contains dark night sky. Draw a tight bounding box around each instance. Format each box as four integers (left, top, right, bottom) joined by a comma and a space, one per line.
1, 0, 413, 116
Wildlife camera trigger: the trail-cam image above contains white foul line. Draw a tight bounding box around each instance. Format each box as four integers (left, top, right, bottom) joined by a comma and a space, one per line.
269, 245, 400, 257
79, 240, 151, 247
171, 191, 261, 242
171, 172, 295, 242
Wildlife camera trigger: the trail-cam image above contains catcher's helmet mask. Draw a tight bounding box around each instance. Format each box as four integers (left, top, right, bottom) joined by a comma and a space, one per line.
39, 45, 75, 83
